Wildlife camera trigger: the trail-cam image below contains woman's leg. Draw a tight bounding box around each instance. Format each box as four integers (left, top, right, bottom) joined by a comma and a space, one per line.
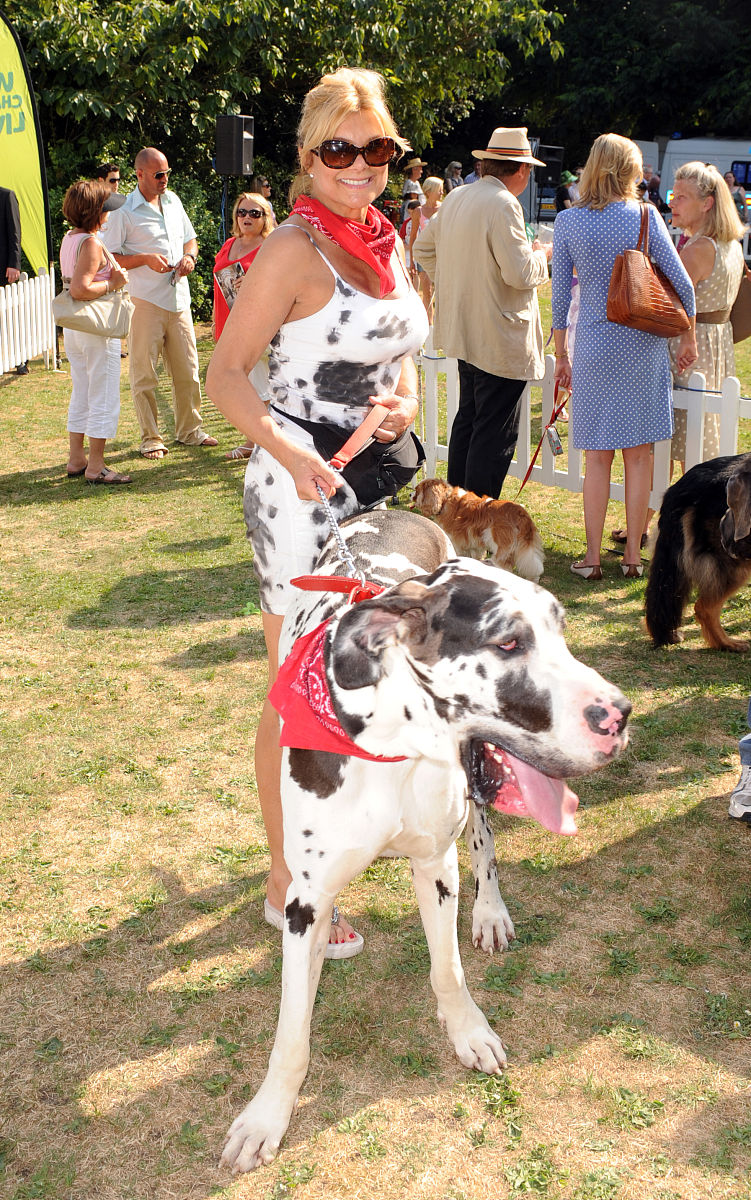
622, 443, 653, 564
67, 432, 87, 474
257, 613, 289, 913
581, 449, 615, 565
259, 611, 358, 947
65, 329, 89, 474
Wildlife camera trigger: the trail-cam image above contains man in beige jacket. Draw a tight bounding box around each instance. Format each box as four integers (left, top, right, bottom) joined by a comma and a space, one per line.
414, 128, 552, 498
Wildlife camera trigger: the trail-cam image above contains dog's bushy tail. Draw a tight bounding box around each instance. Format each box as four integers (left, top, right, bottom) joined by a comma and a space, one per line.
515, 532, 545, 583
644, 500, 692, 648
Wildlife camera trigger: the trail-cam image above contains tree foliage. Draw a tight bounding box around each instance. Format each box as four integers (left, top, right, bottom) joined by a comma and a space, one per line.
502, 0, 751, 165
12, 0, 561, 310
14, 0, 562, 167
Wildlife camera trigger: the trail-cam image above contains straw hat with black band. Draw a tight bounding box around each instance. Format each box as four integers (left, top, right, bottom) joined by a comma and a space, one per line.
403, 157, 427, 172
472, 127, 546, 167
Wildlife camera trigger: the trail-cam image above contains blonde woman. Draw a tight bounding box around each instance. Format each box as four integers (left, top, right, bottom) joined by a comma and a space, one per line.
407, 175, 443, 319
552, 133, 696, 578
207, 68, 427, 957
669, 162, 745, 464
213, 192, 274, 460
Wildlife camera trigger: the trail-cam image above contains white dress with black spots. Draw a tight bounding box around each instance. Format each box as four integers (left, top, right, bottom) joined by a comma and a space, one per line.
552, 202, 696, 450
669, 235, 744, 460
244, 232, 428, 615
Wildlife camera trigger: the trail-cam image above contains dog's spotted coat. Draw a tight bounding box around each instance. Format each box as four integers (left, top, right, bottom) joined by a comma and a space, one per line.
222, 510, 631, 1172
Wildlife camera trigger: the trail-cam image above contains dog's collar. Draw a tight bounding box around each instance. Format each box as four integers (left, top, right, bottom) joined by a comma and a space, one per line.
269, 617, 408, 762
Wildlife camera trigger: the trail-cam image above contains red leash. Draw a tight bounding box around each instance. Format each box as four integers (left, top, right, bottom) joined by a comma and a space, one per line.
291, 575, 385, 603
515, 382, 570, 497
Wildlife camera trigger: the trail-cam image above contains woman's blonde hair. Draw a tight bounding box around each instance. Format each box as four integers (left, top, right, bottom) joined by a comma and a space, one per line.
231, 192, 274, 239
290, 67, 410, 203
577, 133, 642, 210
422, 177, 443, 202
673, 161, 745, 242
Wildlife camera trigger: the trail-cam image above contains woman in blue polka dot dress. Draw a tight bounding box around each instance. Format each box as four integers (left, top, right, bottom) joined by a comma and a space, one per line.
552, 133, 697, 579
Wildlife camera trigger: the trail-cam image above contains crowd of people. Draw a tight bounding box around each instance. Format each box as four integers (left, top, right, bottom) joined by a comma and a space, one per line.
6, 69, 751, 914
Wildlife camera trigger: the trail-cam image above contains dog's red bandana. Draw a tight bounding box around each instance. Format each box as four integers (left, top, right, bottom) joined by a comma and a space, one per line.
269, 618, 407, 762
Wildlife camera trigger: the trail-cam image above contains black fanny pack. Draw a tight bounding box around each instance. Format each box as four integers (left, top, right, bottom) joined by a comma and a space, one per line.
273, 407, 425, 510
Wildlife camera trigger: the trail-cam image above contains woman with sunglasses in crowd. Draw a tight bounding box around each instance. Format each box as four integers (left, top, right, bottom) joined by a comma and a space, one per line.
207, 67, 427, 958
213, 192, 275, 460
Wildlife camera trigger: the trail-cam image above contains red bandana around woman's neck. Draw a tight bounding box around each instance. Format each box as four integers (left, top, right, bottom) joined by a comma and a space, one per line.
292, 195, 396, 298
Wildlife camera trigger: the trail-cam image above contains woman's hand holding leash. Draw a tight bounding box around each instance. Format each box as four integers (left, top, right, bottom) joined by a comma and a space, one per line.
369, 392, 418, 441
289, 448, 342, 502
675, 328, 698, 375
554, 353, 572, 391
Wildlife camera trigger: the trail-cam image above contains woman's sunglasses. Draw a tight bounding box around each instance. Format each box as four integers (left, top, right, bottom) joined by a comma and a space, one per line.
237, 207, 263, 219
312, 137, 396, 170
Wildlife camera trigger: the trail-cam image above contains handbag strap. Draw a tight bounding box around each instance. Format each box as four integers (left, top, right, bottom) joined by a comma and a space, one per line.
62, 233, 115, 288
637, 204, 650, 256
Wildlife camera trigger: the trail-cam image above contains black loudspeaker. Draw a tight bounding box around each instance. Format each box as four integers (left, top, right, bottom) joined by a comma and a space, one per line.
215, 115, 255, 176
536, 144, 565, 188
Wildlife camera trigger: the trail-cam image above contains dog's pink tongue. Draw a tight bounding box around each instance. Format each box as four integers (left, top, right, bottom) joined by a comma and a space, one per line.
492, 750, 579, 835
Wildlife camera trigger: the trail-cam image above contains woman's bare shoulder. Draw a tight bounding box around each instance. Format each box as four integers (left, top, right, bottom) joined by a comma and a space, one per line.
254, 219, 316, 262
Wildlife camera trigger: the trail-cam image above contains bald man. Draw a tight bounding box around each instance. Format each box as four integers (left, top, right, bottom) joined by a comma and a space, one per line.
102, 147, 217, 458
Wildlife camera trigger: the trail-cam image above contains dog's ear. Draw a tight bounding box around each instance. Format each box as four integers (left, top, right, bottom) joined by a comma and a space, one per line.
725, 467, 751, 545
330, 581, 431, 690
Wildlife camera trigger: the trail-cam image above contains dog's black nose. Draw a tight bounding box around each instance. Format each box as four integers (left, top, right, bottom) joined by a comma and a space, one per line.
583, 694, 631, 737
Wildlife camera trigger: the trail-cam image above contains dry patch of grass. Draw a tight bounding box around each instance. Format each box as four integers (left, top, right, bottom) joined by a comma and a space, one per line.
0, 335, 750, 1200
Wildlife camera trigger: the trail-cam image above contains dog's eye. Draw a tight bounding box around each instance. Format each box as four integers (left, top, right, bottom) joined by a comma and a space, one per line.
498, 639, 518, 652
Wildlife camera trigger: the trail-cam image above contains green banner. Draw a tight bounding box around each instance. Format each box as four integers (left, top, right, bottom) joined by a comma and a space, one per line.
0, 11, 50, 274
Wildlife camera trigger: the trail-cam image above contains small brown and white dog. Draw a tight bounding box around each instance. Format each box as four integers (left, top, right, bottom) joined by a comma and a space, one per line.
411, 478, 544, 582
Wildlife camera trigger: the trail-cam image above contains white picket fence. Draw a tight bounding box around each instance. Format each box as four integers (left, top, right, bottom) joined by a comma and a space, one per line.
419, 346, 750, 512
0, 269, 57, 372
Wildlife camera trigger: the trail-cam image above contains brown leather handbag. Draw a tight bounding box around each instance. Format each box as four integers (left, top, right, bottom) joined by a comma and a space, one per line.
730, 260, 751, 344
606, 206, 690, 337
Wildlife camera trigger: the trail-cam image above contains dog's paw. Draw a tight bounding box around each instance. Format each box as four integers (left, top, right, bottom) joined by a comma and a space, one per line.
438, 1001, 507, 1074
221, 1102, 290, 1173
472, 900, 515, 954
450, 1021, 507, 1074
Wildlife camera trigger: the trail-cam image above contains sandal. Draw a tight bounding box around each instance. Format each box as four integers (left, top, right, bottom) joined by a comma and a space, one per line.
620, 562, 644, 578
570, 560, 603, 581
85, 468, 132, 485
264, 898, 364, 960
141, 447, 168, 460
225, 444, 254, 461
611, 528, 648, 549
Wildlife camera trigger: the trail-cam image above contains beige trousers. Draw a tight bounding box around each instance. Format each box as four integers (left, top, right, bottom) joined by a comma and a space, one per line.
128, 298, 205, 452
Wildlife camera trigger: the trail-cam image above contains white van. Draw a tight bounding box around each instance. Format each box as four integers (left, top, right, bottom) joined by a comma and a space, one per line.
636, 136, 751, 213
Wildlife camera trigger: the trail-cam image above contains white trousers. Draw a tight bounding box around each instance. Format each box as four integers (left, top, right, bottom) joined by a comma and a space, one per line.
65, 328, 121, 440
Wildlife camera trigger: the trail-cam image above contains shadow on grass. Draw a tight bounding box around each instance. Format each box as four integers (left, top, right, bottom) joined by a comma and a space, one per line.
0, 444, 247, 507
1, 800, 749, 1195
67, 564, 260, 629
165, 631, 267, 668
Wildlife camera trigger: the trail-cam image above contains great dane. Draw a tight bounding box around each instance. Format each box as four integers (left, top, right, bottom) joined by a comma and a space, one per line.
222, 509, 630, 1172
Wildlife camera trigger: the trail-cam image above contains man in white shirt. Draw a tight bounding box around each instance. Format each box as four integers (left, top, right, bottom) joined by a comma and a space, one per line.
103, 147, 217, 459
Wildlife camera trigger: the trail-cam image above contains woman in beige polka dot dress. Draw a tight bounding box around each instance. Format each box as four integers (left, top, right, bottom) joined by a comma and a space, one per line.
669, 162, 745, 464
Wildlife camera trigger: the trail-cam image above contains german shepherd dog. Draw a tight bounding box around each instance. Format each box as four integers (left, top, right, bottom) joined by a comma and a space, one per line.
645, 453, 751, 651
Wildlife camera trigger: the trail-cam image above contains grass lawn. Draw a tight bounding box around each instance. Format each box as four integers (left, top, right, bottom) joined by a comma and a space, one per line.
0, 316, 750, 1200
